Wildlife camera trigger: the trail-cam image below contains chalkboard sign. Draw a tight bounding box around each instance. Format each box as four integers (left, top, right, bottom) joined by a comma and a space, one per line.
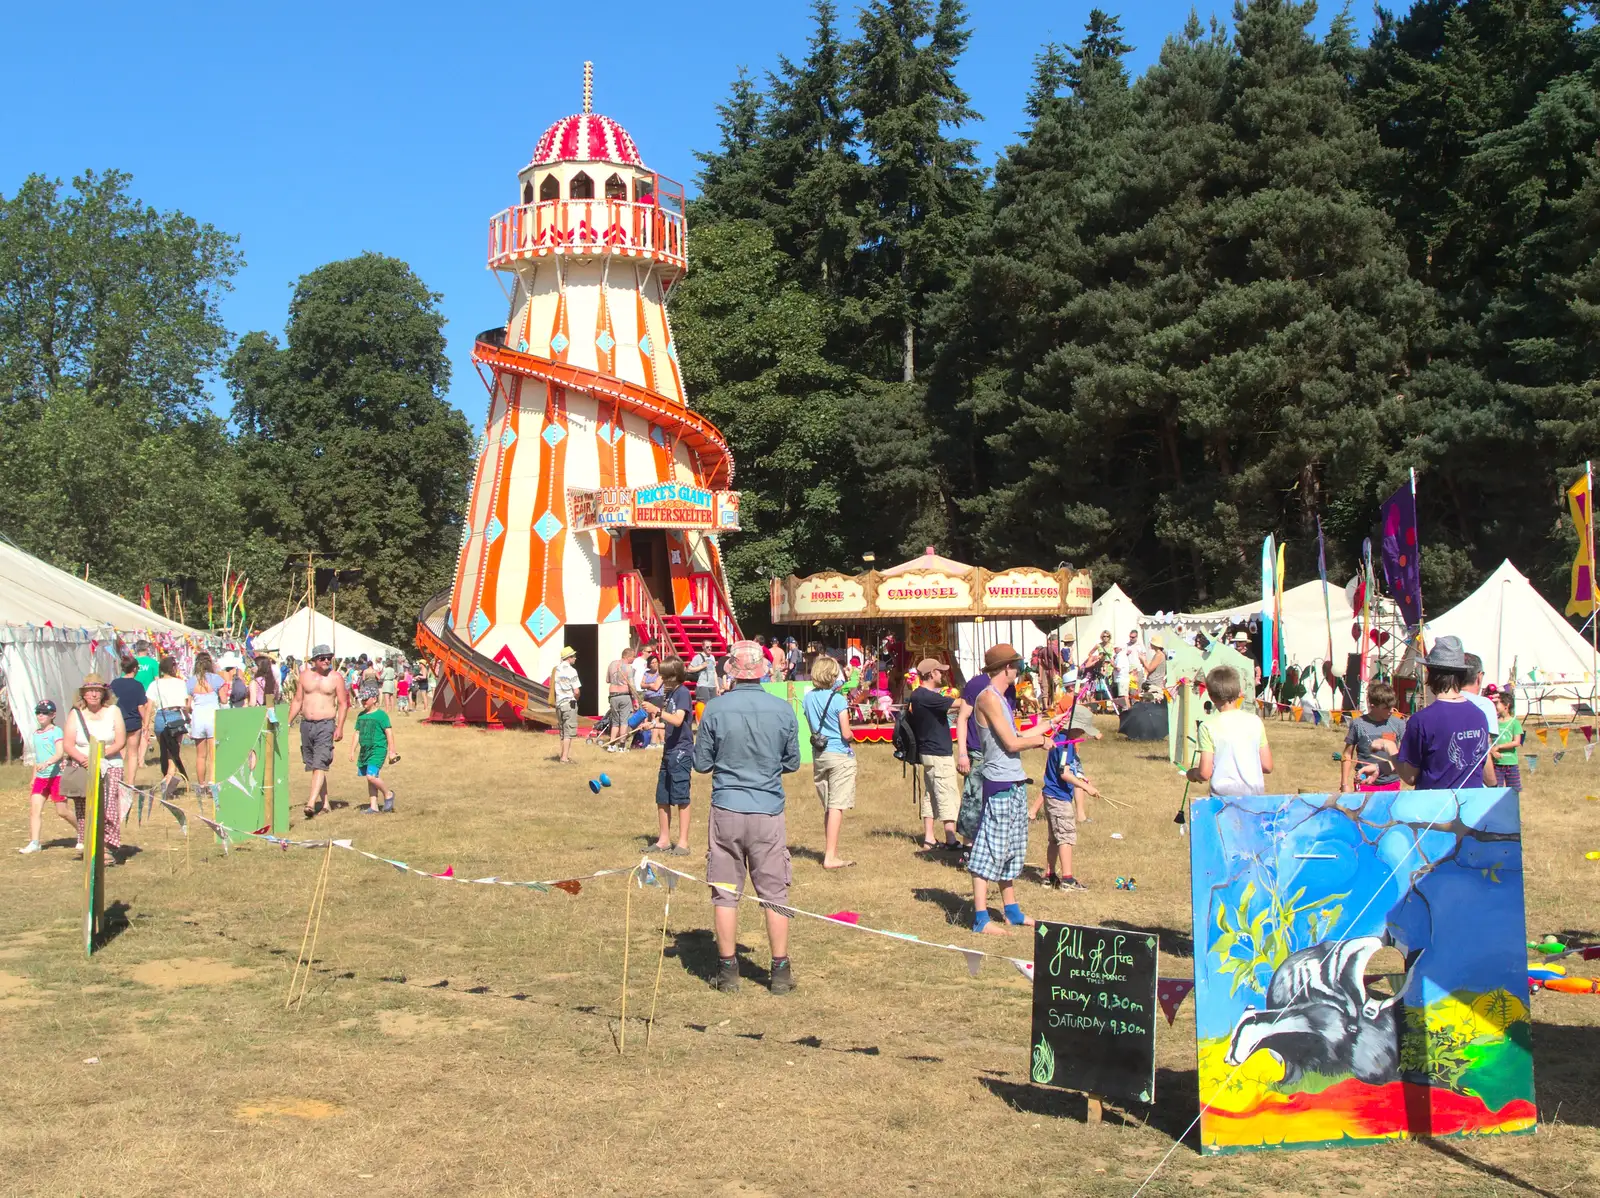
1030, 921, 1159, 1106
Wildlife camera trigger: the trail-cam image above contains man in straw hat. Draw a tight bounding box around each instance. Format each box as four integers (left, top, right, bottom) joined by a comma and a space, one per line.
692, 639, 801, 994
968, 643, 1057, 935
550, 645, 582, 764
288, 644, 350, 819
1395, 635, 1496, 791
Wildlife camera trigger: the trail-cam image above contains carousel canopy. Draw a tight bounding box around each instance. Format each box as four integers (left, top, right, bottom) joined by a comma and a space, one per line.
772, 548, 1091, 623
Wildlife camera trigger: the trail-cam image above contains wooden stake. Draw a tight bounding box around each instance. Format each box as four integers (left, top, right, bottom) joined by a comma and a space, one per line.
618, 865, 636, 1053
1086, 1093, 1103, 1125
286, 837, 334, 1010
646, 872, 673, 1048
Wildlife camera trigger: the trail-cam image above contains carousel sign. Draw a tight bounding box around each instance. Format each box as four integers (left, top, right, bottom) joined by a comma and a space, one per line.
770, 556, 1094, 622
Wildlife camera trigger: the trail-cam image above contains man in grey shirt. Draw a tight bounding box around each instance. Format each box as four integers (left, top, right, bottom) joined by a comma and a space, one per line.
693, 639, 801, 994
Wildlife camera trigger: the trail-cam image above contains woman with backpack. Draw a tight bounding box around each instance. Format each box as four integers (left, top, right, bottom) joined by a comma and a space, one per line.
802, 655, 855, 870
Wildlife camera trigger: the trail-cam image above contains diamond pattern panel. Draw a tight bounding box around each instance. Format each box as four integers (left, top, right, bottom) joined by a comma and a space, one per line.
534, 511, 563, 542
551, 332, 570, 353
468, 610, 489, 641
596, 330, 615, 353
485, 516, 504, 545
525, 604, 560, 643
542, 422, 566, 447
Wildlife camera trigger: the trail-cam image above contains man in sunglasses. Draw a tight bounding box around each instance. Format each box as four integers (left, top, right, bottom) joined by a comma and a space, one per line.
287, 643, 350, 819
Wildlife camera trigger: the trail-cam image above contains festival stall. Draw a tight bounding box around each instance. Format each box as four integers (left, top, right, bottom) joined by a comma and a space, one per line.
771, 548, 1093, 740
254, 606, 403, 665
0, 537, 200, 760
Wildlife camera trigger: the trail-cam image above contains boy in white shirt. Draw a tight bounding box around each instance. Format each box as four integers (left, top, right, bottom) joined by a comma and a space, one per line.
1188, 666, 1273, 797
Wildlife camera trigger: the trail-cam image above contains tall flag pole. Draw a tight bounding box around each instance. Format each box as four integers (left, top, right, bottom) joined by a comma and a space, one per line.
1317, 517, 1334, 665
1568, 461, 1597, 698
1275, 541, 1287, 677
1261, 535, 1276, 685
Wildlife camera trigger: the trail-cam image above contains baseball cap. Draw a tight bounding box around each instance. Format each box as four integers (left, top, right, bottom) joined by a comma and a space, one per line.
34, 699, 56, 715
916, 657, 949, 675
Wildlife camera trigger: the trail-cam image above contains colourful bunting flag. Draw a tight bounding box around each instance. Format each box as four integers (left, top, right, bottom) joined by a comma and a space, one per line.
1527, 754, 1539, 773
1555, 750, 1567, 765
553, 879, 582, 895
1560, 728, 1572, 749
1537, 728, 1550, 745
1156, 978, 1195, 1025
1584, 726, 1596, 743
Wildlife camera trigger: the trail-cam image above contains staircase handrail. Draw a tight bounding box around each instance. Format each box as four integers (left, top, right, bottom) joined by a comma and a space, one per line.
618, 570, 671, 656
690, 571, 742, 647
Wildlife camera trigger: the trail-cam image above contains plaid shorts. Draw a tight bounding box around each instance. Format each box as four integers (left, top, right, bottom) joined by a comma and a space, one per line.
967, 782, 1029, 883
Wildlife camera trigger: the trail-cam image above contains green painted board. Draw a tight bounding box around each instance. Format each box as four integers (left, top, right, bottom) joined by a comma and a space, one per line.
762, 681, 813, 765
214, 704, 291, 837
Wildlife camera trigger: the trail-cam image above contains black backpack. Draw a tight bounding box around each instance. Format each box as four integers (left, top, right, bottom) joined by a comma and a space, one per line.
892, 697, 921, 766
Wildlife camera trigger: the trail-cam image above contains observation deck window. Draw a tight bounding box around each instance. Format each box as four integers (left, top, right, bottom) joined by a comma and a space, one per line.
569, 172, 594, 200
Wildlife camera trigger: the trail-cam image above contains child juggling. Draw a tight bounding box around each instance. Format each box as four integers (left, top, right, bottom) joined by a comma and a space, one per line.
351, 682, 397, 814
1029, 724, 1099, 890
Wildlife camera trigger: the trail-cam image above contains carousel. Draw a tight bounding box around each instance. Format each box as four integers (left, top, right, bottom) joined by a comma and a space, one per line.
770, 547, 1093, 742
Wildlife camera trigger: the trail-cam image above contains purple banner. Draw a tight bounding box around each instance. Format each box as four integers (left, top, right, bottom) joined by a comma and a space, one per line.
1379, 481, 1423, 626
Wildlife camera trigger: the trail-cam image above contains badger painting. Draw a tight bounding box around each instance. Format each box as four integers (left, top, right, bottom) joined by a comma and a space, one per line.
1223, 935, 1412, 1085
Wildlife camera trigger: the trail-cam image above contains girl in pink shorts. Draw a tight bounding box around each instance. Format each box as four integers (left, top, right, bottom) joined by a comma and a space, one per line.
21, 700, 76, 854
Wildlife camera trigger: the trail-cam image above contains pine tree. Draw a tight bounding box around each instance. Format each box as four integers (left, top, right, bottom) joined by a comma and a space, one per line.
691, 68, 769, 225
848, 0, 986, 383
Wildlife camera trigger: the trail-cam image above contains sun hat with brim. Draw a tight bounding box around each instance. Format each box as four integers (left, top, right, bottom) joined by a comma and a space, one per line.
311, 644, 333, 660
77, 673, 109, 701
725, 640, 768, 680
561, 646, 578, 660
916, 657, 950, 675
983, 643, 1023, 671
1424, 635, 1468, 670
1150, 634, 1165, 649
218, 652, 244, 670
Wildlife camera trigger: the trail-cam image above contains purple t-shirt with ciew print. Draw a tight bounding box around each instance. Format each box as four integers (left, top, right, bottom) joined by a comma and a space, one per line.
1397, 698, 1490, 790
961, 673, 992, 754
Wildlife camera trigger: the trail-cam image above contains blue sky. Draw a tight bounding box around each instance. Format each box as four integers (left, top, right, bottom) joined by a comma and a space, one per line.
2, 1, 1373, 429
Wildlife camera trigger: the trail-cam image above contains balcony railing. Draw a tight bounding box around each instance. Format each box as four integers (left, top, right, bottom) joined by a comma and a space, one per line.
488, 200, 686, 271
690, 571, 742, 647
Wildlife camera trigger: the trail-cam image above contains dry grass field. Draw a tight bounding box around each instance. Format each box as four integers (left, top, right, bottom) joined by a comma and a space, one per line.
0, 710, 1597, 1197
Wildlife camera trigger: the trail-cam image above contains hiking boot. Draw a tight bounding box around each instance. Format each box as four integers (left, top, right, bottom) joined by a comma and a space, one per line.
716, 958, 740, 994
769, 959, 795, 995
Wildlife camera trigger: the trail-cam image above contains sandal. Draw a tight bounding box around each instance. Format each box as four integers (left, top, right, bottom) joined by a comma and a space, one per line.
918, 841, 939, 851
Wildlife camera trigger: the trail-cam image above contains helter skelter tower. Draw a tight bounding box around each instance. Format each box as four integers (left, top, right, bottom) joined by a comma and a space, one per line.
419, 64, 742, 724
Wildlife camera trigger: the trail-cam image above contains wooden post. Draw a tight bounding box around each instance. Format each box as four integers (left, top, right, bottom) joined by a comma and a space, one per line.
1086, 1094, 1103, 1125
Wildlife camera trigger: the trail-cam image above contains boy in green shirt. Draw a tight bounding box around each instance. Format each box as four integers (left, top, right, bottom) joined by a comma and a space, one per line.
351, 683, 397, 813
1489, 687, 1523, 793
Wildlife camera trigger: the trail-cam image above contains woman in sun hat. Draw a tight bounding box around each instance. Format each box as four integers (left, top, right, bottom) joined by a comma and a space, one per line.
65, 673, 128, 858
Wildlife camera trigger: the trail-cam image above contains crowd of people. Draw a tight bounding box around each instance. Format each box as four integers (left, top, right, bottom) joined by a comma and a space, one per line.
13, 639, 434, 856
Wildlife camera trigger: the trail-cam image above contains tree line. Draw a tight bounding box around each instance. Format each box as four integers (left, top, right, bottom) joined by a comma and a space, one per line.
677, 0, 1600, 615
6, 0, 1597, 642
0, 171, 471, 647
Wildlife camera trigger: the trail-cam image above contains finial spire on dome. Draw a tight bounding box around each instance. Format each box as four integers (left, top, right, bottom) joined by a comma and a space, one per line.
583, 61, 593, 115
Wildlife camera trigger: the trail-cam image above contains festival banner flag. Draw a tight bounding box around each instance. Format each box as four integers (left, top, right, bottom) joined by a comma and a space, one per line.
1584, 726, 1596, 743
1261, 536, 1277, 681
1379, 474, 1424, 626
1566, 467, 1595, 617
1536, 728, 1549, 746
1560, 728, 1571, 749
1275, 542, 1286, 676
1156, 978, 1195, 1025
1317, 517, 1334, 664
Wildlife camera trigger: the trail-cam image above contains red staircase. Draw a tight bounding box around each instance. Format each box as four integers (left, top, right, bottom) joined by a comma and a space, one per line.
662, 612, 728, 661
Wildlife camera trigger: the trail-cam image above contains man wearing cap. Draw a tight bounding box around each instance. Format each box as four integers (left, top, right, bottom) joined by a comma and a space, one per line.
550, 646, 582, 764
288, 644, 350, 818
969, 643, 1056, 934
692, 639, 801, 994
907, 657, 960, 850
1395, 636, 1496, 790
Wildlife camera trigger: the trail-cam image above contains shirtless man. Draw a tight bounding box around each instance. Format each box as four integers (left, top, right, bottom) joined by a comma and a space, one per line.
287, 643, 349, 818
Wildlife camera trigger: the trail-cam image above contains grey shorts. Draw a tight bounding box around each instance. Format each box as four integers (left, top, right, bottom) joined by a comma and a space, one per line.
706, 807, 790, 909
557, 701, 578, 739
300, 718, 335, 772
609, 693, 633, 728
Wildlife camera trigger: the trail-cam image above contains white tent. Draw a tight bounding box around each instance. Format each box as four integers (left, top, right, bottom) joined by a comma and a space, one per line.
952, 583, 1145, 681
1, 537, 200, 760
1144, 580, 1357, 672
1428, 560, 1594, 698
254, 607, 402, 665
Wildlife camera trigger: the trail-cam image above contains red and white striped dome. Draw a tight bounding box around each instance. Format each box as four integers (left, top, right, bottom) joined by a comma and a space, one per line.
532, 114, 645, 167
